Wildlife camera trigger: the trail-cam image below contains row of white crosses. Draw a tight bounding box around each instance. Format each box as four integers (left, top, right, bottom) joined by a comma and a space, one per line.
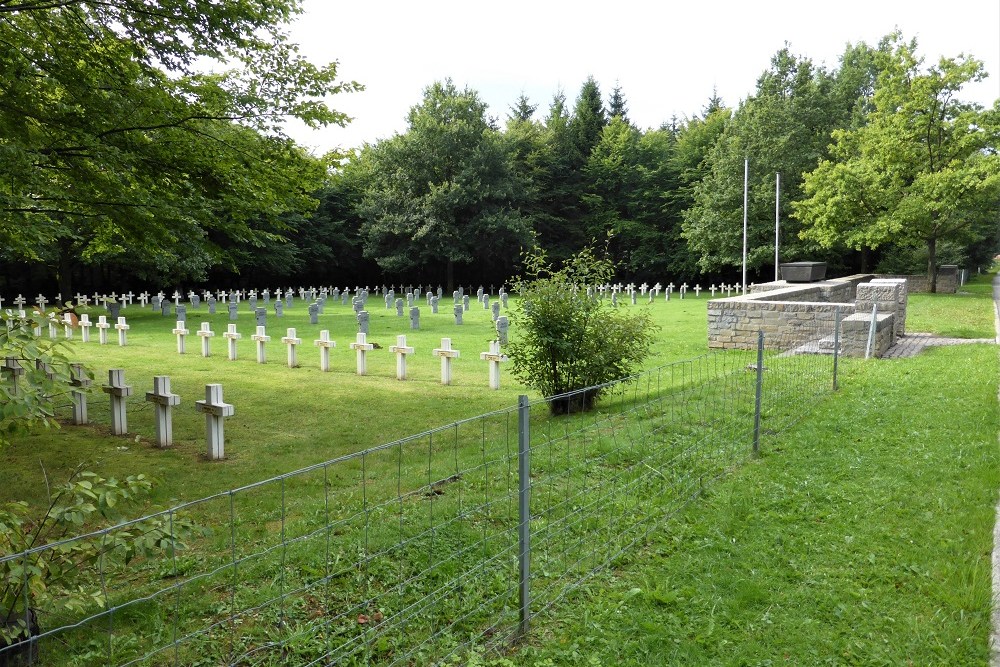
169, 322, 509, 389
98, 370, 234, 459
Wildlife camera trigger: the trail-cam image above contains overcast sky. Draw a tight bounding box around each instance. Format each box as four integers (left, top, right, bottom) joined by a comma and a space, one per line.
283, 0, 1000, 155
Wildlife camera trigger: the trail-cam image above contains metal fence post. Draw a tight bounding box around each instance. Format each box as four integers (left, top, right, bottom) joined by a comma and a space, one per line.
752, 330, 764, 457
833, 306, 841, 391
517, 394, 531, 638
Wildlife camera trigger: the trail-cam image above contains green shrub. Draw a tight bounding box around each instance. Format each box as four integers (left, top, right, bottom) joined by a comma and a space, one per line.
508, 246, 657, 414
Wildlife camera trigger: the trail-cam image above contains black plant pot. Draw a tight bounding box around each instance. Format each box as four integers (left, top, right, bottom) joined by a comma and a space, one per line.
1, 609, 39, 667
549, 389, 599, 415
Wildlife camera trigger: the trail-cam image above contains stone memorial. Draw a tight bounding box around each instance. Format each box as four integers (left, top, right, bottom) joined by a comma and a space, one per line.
197, 321, 215, 357
115, 316, 130, 346
389, 334, 415, 380
173, 320, 190, 354
224, 324, 242, 361
281, 328, 302, 368
349, 332, 374, 375
480, 340, 508, 390
102, 369, 133, 435
251, 326, 270, 363
195, 384, 234, 460
145, 376, 181, 448
314, 330, 336, 372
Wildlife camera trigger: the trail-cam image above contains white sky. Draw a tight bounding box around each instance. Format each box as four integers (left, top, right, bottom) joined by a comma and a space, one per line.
285, 0, 1000, 155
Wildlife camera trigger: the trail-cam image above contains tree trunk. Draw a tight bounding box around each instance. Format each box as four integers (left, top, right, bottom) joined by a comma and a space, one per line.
860, 246, 872, 273
446, 258, 454, 293
927, 237, 937, 293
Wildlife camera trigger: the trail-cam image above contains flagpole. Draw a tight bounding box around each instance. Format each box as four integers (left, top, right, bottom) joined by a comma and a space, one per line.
775, 172, 781, 281
742, 158, 748, 292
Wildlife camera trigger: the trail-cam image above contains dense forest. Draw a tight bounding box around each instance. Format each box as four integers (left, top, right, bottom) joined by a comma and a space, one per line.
1, 2, 997, 297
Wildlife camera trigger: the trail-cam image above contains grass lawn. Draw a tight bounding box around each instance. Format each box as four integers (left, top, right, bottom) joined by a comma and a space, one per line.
2, 273, 997, 665
2, 292, 710, 510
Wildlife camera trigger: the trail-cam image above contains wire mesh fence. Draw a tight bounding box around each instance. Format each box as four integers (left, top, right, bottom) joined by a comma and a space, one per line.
2, 315, 844, 666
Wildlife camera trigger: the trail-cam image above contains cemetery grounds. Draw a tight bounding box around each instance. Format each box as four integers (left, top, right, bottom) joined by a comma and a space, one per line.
1, 274, 998, 665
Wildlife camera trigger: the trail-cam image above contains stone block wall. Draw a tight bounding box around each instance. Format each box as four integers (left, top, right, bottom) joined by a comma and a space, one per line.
707, 299, 847, 349
876, 266, 957, 293
707, 274, 911, 357
841, 311, 894, 357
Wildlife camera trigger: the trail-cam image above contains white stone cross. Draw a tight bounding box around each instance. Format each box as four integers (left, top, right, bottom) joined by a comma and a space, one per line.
694, 285, 702, 297
139, 292, 150, 307
314, 330, 336, 372
389, 334, 414, 381
124, 291, 134, 307
432, 337, 461, 385
224, 323, 242, 361
172, 291, 182, 306
197, 321, 215, 357
102, 369, 133, 435
349, 332, 374, 376
69, 363, 91, 425
680, 283, 688, 299
281, 327, 302, 368
195, 384, 234, 460
710, 285, 717, 297
35, 294, 48, 310
62, 313, 74, 339
13, 294, 26, 309
145, 376, 181, 448
479, 340, 508, 390
640, 282, 648, 295
79, 314, 92, 343
251, 325, 270, 364
73, 292, 86, 306
115, 316, 129, 346
173, 320, 190, 354
96, 315, 111, 345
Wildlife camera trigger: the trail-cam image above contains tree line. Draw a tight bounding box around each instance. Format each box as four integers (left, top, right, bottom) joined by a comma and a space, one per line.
1, 4, 997, 297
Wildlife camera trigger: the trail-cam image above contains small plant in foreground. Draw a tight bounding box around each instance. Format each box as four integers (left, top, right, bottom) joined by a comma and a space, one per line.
508, 244, 657, 414
0, 310, 91, 448
0, 468, 198, 663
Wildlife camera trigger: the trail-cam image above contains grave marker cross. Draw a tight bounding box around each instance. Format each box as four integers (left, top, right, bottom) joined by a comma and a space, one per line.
314, 330, 336, 372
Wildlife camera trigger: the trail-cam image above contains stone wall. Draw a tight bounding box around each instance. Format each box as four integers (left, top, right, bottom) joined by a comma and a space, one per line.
841, 311, 894, 357
707, 298, 848, 349
876, 265, 957, 294
707, 274, 909, 357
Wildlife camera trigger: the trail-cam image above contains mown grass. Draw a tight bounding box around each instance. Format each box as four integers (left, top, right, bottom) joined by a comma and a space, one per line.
906, 273, 997, 338
505, 273, 1000, 666
2, 293, 710, 510
3, 273, 997, 665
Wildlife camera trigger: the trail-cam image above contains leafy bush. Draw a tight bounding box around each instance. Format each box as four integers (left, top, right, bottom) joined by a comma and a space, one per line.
0, 310, 89, 447
0, 470, 199, 660
508, 245, 657, 414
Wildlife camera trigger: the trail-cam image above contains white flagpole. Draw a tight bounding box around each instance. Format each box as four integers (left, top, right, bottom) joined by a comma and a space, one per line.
742, 158, 748, 292
775, 172, 781, 281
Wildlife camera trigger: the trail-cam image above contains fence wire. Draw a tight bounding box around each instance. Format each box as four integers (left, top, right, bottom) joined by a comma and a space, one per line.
2, 319, 842, 666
